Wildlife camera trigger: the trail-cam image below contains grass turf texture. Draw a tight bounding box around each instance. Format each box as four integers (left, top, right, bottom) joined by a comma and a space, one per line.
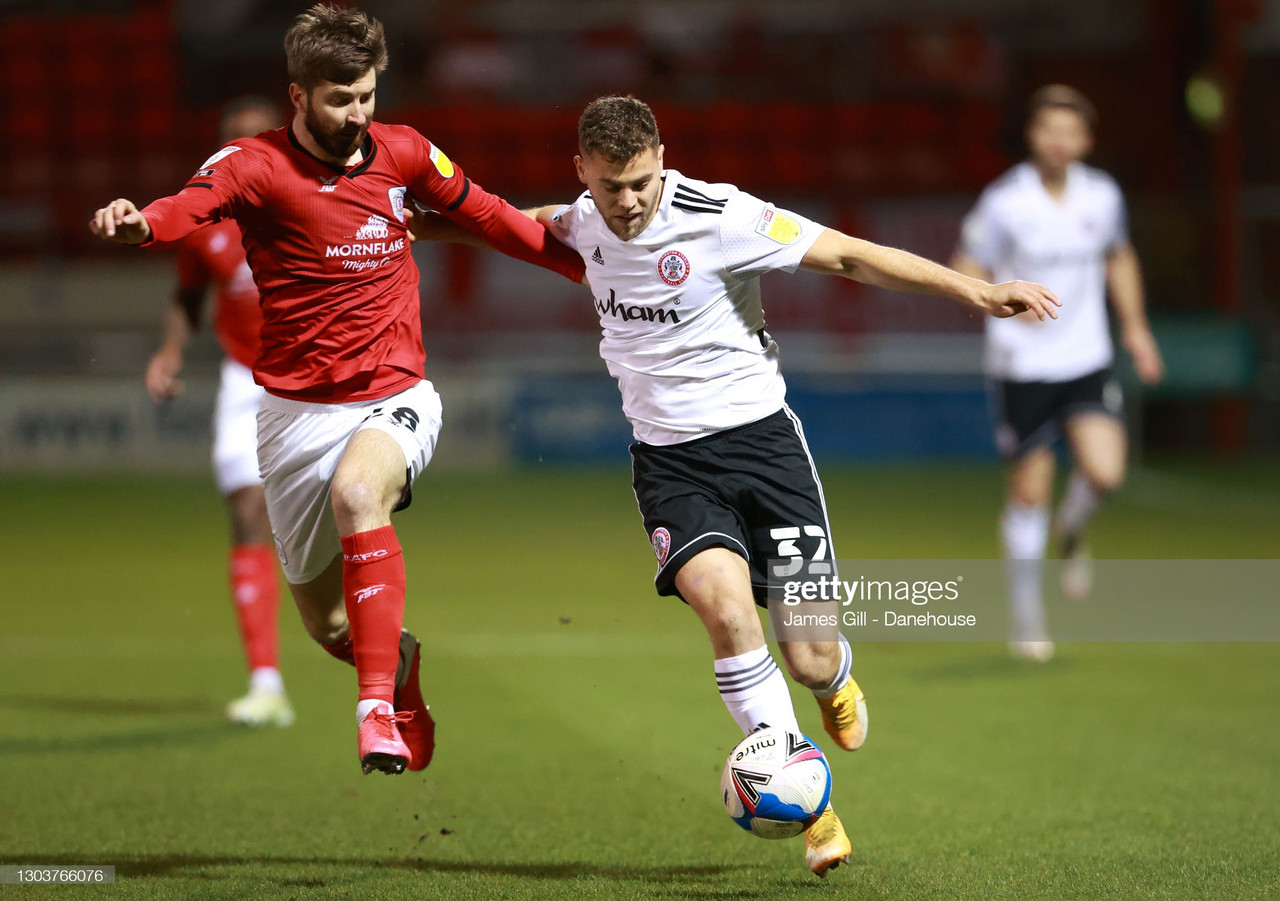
1, 460, 1277, 900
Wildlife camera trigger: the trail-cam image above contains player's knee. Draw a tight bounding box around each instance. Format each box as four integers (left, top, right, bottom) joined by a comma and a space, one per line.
685, 589, 762, 653
693, 592, 756, 634
1090, 468, 1125, 496
330, 477, 386, 526
1009, 489, 1044, 511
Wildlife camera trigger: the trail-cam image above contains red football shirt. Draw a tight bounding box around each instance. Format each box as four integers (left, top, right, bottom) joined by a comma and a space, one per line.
175, 219, 261, 370
142, 121, 584, 402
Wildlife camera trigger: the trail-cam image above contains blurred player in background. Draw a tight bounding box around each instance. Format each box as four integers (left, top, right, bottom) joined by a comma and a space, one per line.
145, 96, 292, 727
421, 95, 1060, 876
93, 4, 584, 776
951, 85, 1165, 661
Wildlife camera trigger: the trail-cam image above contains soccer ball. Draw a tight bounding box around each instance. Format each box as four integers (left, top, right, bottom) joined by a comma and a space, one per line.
720, 727, 831, 839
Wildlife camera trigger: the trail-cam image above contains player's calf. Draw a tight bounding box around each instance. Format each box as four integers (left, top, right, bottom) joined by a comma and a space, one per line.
782, 634, 868, 751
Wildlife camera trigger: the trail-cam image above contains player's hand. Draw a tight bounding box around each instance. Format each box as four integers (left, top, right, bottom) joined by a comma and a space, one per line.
145, 347, 185, 401
1123, 327, 1165, 385
407, 208, 470, 244
981, 280, 1061, 320
404, 207, 433, 242
89, 199, 152, 244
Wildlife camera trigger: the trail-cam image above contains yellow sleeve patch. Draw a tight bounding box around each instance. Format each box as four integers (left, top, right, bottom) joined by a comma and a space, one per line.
768, 213, 800, 243
429, 144, 455, 179
755, 207, 800, 244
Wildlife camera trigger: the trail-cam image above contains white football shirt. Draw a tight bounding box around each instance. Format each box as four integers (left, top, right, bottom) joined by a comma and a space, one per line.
961, 161, 1128, 381
548, 169, 824, 445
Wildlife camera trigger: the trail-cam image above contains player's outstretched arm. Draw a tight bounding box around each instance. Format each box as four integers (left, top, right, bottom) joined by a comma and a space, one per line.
89, 199, 152, 245
405, 202, 483, 247
405, 204, 567, 246
409, 197, 585, 286
801, 228, 1061, 320
526, 205, 565, 227
436, 183, 584, 284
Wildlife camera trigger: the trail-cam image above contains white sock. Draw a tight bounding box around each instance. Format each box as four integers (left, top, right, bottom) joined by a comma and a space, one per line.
1001, 501, 1049, 641
356, 698, 389, 724
714, 645, 800, 736
249, 667, 283, 695
1055, 471, 1102, 538
811, 633, 852, 699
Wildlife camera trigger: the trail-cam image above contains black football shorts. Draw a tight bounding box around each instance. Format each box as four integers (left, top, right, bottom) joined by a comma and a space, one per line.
989, 367, 1123, 460
629, 406, 836, 605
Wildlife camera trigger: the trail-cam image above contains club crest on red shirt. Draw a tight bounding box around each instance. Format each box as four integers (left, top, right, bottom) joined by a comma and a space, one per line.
388, 186, 407, 223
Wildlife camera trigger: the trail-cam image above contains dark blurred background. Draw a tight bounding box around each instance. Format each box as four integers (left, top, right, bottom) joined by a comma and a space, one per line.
1, 0, 1276, 472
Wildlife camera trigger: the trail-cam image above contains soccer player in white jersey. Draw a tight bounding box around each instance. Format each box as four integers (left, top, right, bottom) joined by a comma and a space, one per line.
414, 95, 1058, 876
543, 96, 1063, 876
951, 85, 1164, 662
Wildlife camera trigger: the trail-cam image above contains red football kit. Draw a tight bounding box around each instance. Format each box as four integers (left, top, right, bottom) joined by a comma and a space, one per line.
175, 219, 261, 369
142, 122, 584, 402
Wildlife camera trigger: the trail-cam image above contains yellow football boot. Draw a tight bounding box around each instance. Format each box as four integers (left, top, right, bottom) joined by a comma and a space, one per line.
815, 678, 867, 751
804, 806, 852, 877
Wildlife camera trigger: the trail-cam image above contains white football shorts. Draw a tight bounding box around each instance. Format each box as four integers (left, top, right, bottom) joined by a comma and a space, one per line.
212, 358, 266, 495
256, 379, 443, 584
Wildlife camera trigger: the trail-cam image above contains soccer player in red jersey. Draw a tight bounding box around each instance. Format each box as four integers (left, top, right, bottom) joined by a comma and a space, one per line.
92, 4, 585, 775
145, 96, 294, 728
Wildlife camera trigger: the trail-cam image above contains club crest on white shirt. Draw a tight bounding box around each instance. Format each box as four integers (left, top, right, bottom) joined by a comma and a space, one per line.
658, 250, 690, 286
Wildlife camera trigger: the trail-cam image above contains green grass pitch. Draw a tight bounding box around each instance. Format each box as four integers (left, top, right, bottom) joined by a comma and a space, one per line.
1, 460, 1278, 900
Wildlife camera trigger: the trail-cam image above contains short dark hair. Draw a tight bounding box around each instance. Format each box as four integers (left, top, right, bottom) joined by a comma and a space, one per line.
284, 4, 388, 91
1028, 84, 1097, 130
578, 95, 660, 163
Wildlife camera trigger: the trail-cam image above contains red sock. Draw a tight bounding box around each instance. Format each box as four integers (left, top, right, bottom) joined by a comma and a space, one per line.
229, 544, 281, 673
322, 631, 356, 666
340, 525, 406, 705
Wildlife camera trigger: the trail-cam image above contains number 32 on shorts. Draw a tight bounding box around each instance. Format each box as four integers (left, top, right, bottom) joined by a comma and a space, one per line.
770, 524, 831, 578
